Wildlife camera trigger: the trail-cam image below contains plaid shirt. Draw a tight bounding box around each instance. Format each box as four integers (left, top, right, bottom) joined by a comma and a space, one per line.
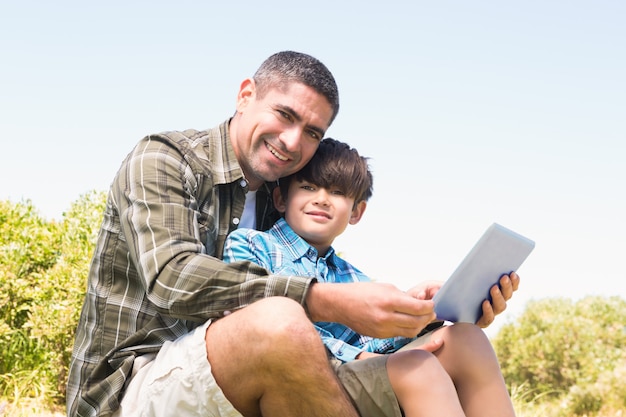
66, 120, 312, 417
224, 218, 414, 363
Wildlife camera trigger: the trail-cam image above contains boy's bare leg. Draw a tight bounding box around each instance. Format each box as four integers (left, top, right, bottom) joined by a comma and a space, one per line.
387, 349, 465, 417
206, 297, 359, 417
432, 323, 516, 417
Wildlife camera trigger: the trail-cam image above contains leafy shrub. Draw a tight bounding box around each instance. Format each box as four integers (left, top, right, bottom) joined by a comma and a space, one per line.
494, 295, 626, 415
0, 191, 106, 407
0, 200, 62, 333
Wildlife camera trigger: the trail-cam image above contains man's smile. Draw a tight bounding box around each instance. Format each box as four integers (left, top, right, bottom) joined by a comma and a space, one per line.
266, 142, 289, 162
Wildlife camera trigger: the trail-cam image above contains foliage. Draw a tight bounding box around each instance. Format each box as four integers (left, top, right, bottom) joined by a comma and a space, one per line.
0, 200, 62, 332
494, 296, 626, 416
0, 191, 106, 410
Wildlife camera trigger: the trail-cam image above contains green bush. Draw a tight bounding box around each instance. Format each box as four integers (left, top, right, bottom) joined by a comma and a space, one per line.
494, 296, 626, 416
0, 200, 62, 333
0, 191, 106, 407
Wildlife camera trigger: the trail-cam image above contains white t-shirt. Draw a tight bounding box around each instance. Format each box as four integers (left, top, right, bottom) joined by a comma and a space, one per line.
238, 190, 257, 229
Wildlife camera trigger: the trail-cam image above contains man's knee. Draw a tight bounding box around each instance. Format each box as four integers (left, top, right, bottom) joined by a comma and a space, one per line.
209, 297, 321, 359
206, 297, 326, 388
244, 297, 320, 349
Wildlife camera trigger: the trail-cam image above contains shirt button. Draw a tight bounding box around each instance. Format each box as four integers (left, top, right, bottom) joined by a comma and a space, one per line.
240, 179, 248, 187
232, 218, 240, 225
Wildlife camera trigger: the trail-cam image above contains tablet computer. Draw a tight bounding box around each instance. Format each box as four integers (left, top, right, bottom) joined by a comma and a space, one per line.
432, 223, 535, 323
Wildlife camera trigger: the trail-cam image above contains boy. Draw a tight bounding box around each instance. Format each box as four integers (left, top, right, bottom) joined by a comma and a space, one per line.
224, 138, 517, 417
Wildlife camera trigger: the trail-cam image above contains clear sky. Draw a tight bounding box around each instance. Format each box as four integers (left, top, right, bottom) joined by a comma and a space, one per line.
2, 1, 625, 336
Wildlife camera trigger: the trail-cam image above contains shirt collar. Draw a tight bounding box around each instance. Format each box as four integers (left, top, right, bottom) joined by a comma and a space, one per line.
210, 120, 278, 197
206, 119, 244, 186
270, 218, 337, 264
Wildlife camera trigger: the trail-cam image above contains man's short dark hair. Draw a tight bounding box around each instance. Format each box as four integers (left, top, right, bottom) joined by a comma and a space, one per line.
254, 51, 340, 124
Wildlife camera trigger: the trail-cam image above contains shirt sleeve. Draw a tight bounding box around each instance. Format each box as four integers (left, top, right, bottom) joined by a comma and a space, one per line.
223, 228, 275, 269
112, 135, 312, 321
320, 334, 365, 362
320, 328, 416, 362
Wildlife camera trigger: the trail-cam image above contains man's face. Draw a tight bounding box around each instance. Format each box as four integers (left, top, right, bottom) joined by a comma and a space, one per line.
230, 80, 334, 190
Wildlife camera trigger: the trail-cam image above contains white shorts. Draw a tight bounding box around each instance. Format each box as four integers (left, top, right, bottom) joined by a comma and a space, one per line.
113, 320, 242, 417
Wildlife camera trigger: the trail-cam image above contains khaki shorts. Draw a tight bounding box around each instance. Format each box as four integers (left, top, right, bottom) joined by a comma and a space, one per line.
331, 321, 444, 417
113, 320, 242, 417
115, 320, 441, 417
331, 355, 402, 417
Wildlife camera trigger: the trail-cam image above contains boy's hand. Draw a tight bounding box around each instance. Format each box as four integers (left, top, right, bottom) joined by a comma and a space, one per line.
476, 272, 520, 328
413, 336, 444, 353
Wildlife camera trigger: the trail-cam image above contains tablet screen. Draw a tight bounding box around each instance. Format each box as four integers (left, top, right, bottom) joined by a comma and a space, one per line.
432, 223, 535, 323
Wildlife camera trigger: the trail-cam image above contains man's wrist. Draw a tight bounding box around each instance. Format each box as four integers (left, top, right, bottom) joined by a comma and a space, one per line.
303, 278, 319, 320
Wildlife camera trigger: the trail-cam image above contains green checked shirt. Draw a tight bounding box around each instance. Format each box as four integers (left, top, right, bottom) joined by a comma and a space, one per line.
66, 120, 314, 417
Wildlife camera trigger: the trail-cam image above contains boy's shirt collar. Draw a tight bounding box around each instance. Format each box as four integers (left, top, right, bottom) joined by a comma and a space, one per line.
270, 218, 337, 265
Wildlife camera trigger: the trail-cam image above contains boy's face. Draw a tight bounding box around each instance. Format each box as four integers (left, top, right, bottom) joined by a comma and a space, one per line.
230, 79, 334, 190
274, 179, 366, 256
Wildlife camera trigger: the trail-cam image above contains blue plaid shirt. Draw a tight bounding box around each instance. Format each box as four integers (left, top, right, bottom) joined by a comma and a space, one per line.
224, 218, 414, 362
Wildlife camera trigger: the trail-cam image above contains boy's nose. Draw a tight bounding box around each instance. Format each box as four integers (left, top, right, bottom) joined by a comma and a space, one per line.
313, 189, 330, 205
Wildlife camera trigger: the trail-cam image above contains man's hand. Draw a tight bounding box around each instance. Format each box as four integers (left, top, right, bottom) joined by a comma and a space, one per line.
306, 282, 436, 339
406, 280, 444, 301
475, 272, 520, 328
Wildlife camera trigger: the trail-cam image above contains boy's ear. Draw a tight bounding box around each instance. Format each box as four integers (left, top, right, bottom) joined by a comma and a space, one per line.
349, 201, 367, 225
236, 78, 256, 112
273, 186, 287, 213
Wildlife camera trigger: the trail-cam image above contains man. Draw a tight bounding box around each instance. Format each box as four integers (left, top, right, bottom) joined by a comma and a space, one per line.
67, 50, 518, 417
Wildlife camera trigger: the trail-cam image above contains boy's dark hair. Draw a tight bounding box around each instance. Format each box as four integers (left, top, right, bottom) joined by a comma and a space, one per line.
254, 51, 340, 124
279, 138, 373, 206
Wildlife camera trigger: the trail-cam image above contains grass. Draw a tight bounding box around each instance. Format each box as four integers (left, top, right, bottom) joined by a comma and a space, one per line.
0, 398, 64, 417
3, 391, 625, 417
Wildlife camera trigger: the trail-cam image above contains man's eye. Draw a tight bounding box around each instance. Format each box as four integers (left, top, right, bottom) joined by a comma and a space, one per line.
278, 110, 292, 121
306, 130, 321, 141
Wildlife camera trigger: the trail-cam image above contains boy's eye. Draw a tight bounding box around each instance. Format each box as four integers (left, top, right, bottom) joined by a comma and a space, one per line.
331, 190, 345, 196
300, 185, 315, 191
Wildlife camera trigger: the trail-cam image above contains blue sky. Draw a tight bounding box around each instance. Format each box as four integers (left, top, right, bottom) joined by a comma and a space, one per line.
2, 1, 624, 336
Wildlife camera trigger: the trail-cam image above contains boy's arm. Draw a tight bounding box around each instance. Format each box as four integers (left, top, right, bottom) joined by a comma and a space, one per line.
224, 229, 274, 269
319, 330, 417, 362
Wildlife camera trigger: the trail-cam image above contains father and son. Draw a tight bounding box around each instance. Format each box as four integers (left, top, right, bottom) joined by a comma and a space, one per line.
67, 51, 521, 417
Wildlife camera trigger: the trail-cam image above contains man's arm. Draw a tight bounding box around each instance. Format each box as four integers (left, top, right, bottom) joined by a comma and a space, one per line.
305, 274, 519, 339
114, 134, 311, 321
305, 281, 437, 339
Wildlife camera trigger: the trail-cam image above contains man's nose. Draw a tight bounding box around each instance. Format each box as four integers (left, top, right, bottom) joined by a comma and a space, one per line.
279, 126, 303, 152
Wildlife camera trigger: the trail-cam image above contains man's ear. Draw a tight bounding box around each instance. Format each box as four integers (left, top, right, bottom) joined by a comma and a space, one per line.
236, 78, 256, 112
273, 186, 287, 214
349, 201, 367, 225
